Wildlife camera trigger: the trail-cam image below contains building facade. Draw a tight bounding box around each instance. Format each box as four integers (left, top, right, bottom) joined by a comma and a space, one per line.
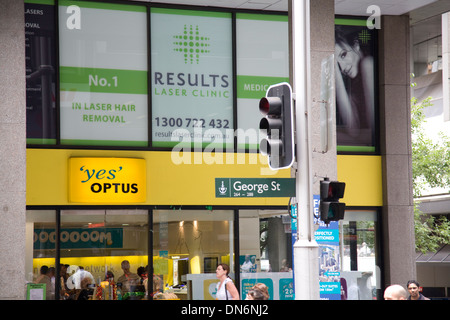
0, 0, 421, 300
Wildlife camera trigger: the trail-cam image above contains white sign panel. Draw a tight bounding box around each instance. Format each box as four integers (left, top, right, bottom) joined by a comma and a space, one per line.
151, 8, 234, 148
235, 14, 289, 150
59, 1, 148, 146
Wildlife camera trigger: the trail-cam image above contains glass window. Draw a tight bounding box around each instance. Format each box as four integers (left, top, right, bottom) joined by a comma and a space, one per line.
239, 210, 294, 300
58, 1, 148, 147
153, 210, 234, 300
151, 8, 234, 149
235, 14, 289, 151
340, 210, 381, 300
25, 2, 57, 145
26, 210, 57, 300
60, 209, 148, 300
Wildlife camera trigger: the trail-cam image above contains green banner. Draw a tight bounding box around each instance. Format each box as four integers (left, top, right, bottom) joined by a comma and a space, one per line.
60, 66, 147, 94
237, 75, 289, 99
215, 178, 295, 198
59, 0, 146, 12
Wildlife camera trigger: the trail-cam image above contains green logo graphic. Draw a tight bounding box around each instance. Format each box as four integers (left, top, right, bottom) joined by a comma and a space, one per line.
358, 29, 371, 45
173, 25, 210, 64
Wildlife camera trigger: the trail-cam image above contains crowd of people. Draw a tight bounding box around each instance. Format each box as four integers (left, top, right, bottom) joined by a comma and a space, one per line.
35, 261, 428, 301
35, 260, 150, 300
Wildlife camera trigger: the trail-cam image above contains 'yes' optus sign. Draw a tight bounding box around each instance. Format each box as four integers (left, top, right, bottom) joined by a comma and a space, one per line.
69, 157, 146, 203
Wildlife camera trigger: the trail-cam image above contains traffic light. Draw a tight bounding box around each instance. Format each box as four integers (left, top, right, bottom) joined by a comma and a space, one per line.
319, 178, 346, 224
258, 82, 294, 170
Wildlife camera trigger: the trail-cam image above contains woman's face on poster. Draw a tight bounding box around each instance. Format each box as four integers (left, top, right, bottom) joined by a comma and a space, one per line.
335, 41, 361, 79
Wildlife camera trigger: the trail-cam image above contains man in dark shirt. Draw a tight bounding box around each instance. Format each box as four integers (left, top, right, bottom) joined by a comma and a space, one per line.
407, 280, 430, 300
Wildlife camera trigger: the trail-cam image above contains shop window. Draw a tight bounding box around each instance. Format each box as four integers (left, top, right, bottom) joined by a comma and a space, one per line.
340, 210, 381, 300
239, 210, 294, 300
60, 209, 148, 300
25, 2, 57, 145
58, 1, 148, 147
150, 8, 234, 149
152, 210, 234, 300
235, 13, 289, 152
26, 210, 57, 300
25, 1, 291, 150
335, 19, 378, 153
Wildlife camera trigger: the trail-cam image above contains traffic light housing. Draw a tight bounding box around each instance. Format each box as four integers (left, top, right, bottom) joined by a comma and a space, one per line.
319, 178, 346, 224
259, 82, 294, 170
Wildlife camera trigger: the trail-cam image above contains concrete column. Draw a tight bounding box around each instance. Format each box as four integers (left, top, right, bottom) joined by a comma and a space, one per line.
309, 0, 337, 185
0, 0, 27, 299
378, 15, 416, 287
442, 12, 450, 121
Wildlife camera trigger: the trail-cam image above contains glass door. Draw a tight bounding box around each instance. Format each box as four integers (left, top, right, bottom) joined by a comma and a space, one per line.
340, 210, 381, 300
152, 210, 234, 300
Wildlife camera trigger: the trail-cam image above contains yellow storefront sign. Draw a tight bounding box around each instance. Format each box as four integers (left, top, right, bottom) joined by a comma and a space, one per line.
68, 157, 146, 203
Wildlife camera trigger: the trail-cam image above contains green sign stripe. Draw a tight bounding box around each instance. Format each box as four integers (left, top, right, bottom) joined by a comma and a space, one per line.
151, 7, 230, 19
337, 145, 376, 152
237, 75, 289, 99
27, 138, 57, 145
59, 0, 146, 12
236, 13, 288, 22
25, 0, 54, 5
237, 143, 259, 150
152, 141, 233, 149
335, 18, 367, 26
60, 66, 147, 94
61, 139, 148, 147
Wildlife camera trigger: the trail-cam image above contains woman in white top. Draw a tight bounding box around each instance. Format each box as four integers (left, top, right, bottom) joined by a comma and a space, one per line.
215, 263, 239, 300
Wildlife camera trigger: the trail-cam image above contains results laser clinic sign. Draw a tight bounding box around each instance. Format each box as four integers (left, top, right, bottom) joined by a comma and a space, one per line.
69, 158, 146, 203
151, 8, 234, 148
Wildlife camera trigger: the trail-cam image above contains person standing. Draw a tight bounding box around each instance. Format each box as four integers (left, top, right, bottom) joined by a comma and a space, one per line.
35, 265, 54, 300
215, 263, 239, 300
117, 260, 141, 296
407, 280, 430, 300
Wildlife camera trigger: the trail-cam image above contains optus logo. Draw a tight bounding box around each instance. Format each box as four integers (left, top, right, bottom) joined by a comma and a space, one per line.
173, 24, 211, 64
79, 165, 138, 194
69, 158, 146, 203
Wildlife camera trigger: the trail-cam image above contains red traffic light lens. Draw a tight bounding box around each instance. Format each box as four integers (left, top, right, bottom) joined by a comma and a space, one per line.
328, 182, 345, 198
259, 97, 270, 115
259, 96, 282, 116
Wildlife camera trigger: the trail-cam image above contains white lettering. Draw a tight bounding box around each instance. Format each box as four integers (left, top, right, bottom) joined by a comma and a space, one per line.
66, 5, 81, 30
367, 5, 381, 30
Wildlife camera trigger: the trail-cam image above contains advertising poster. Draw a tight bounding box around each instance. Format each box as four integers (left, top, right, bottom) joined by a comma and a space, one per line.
27, 283, 46, 300
25, 0, 57, 144
151, 8, 233, 148
314, 195, 342, 300
240, 255, 257, 273
335, 19, 377, 153
241, 278, 273, 300
236, 13, 289, 150
58, 1, 148, 146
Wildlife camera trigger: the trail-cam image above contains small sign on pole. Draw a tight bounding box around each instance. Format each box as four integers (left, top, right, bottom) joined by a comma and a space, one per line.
215, 178, 296, 198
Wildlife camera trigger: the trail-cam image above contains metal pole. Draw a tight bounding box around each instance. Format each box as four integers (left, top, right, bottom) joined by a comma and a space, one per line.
289, 0, 320, 300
